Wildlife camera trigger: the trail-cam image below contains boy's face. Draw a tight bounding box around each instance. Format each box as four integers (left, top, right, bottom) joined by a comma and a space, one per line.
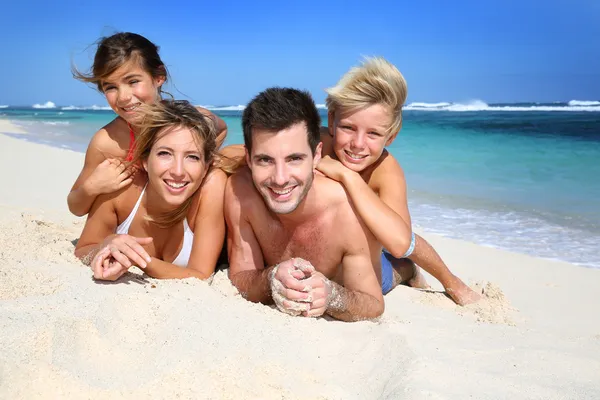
329, 104, 397, 173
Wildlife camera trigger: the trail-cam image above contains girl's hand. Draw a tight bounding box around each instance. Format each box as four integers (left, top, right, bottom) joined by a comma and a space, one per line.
316, 156, 349, 182
85, 158, 136, 196
99, 234, 153, 269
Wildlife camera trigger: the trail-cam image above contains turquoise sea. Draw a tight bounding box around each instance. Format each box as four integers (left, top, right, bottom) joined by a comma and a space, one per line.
1, 100, 599, 268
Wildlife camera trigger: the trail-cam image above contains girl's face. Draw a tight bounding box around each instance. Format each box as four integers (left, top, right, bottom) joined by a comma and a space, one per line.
329, 104, 397, 173
143, 126, 208, 208
101, 60, 165, 125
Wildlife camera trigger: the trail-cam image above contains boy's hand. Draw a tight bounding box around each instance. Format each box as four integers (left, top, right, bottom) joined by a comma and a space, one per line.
85, 158, 136, 196
316, 156, 349, 182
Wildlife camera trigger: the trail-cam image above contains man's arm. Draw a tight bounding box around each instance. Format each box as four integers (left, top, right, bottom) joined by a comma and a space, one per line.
224, 171, 273, 304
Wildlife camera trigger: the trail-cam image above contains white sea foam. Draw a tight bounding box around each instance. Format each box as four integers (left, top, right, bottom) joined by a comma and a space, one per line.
42, 121, 70, 126
200, 105, 246, 111
32, 101, 56, 109
0, 105, 8, 109
316, 103, 327, 109
405, 99, 600, 112
568, 100, 600, 106
61, 105, 111, 111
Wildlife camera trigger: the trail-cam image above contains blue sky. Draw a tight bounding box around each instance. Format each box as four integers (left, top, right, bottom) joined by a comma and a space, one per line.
1, 0, 599, 106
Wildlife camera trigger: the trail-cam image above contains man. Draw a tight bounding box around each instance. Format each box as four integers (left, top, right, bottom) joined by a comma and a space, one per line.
224, 87, 385, 321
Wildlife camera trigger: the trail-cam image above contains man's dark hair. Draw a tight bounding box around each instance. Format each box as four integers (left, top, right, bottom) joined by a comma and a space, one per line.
242, 87, 321, 155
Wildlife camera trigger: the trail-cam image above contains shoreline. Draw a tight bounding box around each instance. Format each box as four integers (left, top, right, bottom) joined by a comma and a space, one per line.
0, 131, 599, 398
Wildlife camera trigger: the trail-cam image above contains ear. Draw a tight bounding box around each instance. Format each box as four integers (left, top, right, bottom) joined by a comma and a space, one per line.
327, 112, 335, 137
142, 159, 148, 172
245, 147, 251, 169
155, 72, 166, 88
385, 130, 399, 146
313, 142, 323, 169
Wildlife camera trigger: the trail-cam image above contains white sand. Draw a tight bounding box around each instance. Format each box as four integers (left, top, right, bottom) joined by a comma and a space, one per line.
1, 131, 599, 399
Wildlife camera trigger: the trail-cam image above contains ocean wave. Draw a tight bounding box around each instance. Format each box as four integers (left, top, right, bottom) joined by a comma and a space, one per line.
0, 105, 8, 109
42, 121, 71, 126
316, 104, 327, 109
200, 105, 246, 111
405, 100, 600, 112
32, 101, 57, 109
568, 100, 600, 106
61, 105, 112, 111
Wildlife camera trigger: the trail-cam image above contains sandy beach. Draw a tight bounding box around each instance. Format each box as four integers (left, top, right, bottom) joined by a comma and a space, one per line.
1, 129, 599, 399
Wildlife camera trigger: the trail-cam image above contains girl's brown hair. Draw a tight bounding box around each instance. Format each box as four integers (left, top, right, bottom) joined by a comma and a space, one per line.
73, 32, 169, 97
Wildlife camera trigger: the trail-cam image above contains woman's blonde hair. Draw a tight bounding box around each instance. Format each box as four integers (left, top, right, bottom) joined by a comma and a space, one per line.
325, 57, 408, 136
130, 100, 217, 228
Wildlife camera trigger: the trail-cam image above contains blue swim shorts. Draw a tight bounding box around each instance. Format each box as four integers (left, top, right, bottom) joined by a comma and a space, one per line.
381, 232, 416, 294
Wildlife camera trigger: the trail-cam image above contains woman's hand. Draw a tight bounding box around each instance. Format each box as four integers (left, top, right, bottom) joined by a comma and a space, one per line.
99, 234, 153, 269
91, 247, 129, 281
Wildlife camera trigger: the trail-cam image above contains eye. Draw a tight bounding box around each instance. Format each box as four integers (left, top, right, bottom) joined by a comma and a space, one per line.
103, 85, 116, 92
256, 157, 272, 165
289, 156, 303, 163
368, 131, 383, 137
129, 79, 140, 85
187, 154, 201, 161
157, 150, 171, 157
340, 125, 353, 131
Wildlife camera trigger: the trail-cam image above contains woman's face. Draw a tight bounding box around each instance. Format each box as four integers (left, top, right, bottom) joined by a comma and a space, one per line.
101, 59, 165, 125
143, 126, 207, 207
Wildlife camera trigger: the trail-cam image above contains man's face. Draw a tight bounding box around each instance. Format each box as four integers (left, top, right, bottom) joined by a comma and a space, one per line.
246, 122, 321, 214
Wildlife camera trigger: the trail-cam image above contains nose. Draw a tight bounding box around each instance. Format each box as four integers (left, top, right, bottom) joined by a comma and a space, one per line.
351, 132, 366, 149
273, 161, 290, 186
117, 86, 132, 105
170, 155, 185, 178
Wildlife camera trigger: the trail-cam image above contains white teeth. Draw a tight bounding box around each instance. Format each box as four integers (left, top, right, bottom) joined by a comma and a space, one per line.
166, 181, 187, 189
123, 104, 140, 112
272, 187, 293, 195
345, 151, 367, 160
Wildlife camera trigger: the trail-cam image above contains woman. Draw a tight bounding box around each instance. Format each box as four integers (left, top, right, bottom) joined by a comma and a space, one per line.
75, 100, 227, 281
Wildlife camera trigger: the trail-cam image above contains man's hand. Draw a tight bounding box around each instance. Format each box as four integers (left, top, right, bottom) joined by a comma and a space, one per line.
301, 272, 335, 318
269, 258, 315, 316
84, 158, 137, 196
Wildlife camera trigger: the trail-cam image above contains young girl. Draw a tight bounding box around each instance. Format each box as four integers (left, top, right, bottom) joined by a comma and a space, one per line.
75, 100, 226, 281
317, 57, 481, 305
68, 32, 227, 217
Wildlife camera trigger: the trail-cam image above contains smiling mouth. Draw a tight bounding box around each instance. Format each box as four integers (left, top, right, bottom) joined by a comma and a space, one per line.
164, 180, 189, 189
121, 103, 141, 112
269, 186, 296, 198
344, 150, 368, 160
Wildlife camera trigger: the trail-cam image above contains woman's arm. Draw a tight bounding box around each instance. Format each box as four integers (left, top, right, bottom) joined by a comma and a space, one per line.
74, 189, 152, 271
317, 154, 412, 258
144, 169, 228, 280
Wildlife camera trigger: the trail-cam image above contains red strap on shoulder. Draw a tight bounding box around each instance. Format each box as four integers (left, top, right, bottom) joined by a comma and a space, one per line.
126, 123, 135, 162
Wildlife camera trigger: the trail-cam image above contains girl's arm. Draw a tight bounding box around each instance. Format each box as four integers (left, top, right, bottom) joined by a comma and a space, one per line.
68, 129, 134, 217
196, 107, 228, 149
317, 154, 412, 258
143, 169, 228, 280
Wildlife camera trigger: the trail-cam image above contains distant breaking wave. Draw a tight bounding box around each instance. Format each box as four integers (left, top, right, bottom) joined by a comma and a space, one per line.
199, 105, 246, 111
0, 105, 8, 108
405, 100, 600, 112
32, 101, 56, 109
61, 105, 112, 111
568, 100, 600, 106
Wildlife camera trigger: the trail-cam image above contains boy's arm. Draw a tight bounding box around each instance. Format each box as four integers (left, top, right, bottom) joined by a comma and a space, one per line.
318, 154, 412, 258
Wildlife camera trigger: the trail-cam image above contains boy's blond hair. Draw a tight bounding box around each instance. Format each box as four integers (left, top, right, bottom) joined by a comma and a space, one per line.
325, 57, 408, 136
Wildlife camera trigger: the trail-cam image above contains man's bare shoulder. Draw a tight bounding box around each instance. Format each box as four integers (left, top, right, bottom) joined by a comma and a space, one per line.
225, 167, 260, 209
